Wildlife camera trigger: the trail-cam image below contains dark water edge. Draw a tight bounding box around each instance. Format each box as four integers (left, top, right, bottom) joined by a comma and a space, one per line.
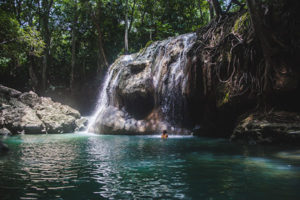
1, 133, 300, 200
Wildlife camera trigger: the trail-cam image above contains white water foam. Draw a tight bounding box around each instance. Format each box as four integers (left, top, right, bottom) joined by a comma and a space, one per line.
86, 55, 134, 132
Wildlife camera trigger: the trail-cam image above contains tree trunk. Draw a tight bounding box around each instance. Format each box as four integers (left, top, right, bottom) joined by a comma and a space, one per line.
211, 0, 222, 18
70, 2, 78, 93
27, 1, 38, 92
246, 0, 273, 93
82, 59, 86, 81
124, 0, 129, 54
42, 46, 49, 92
140, 9, 146, 26
94, 22, 108, 68
29, 56, 38, 92
41, 0, 53, 93
198, 0, 204, 22
208, 0, 214, 20
91, 1, 108, 68
128, 0, 137, 33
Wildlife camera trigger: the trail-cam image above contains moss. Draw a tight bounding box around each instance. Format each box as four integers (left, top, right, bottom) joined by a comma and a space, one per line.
217, 85, 231, 108
138, 40, 154, 54
233, 12, 250, 34
145, 40, 153, 48
138, 47, 145, 54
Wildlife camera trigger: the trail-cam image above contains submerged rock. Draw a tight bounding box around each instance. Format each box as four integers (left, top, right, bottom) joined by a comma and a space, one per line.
0, 84, 81, 134
231, 111, 300, 145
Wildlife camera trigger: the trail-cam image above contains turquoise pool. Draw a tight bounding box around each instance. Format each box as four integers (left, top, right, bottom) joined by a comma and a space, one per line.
1, 133, 300, 199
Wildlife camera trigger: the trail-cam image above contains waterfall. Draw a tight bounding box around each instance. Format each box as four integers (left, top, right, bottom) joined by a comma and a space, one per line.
88, 33, 197, 134
152, 33, 196, 124
87, 55, 134, 132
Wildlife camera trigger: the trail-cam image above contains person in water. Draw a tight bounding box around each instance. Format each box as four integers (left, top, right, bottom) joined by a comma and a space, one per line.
161, 130, 168, 138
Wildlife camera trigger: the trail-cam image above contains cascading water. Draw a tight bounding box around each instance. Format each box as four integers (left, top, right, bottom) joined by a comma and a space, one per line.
88, 33, 197, 134
87, 55, 134, 132
152, 33, 197, 124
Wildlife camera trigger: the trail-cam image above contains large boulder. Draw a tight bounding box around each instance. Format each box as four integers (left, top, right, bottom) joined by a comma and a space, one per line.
19, 91, 41, 107
34, 97, 80, 133
1, 104, 45, 134
0, 85, 21, 98
89, 34, 198, 135
0, 84, 81, 134
90, 105, 190, 135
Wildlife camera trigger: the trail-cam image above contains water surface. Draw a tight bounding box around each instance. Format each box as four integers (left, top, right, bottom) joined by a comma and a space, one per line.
1, 133, 300, 199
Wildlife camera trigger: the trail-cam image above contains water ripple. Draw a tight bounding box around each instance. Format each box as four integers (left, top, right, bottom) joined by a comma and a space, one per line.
0, 134, 300, 199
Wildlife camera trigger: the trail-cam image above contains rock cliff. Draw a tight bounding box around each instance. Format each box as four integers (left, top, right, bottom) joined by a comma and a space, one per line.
88, 33, 197, 134
88, 7, 300, 145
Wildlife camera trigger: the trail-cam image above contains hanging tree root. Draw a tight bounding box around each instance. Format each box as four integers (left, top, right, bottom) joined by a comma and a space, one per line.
191, 11, 266, 106
193, 0, 300, 110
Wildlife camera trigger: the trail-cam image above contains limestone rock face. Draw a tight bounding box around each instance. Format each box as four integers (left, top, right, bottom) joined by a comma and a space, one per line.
0, 84, 81, 134
89, 33, 197, 134
88, 11, 300, 141
90, 106, 189, 135
231, 111, 300, 145
2, 104, 45, 134
34, 97, 80, 133
19, 91, 41, 107
116, 61, 154, 119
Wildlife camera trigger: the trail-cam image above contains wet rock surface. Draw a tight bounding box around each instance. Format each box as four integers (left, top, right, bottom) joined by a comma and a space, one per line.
89, 33, 197, 134
75, 117, 88, 131
0, 84, 82, 134
116, 61, 155, 119
231, 111, 300, 145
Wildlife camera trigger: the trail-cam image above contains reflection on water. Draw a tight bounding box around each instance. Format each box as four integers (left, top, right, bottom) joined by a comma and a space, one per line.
86, 136, 188, 199
1, 134, 300, 199
276, 150, 300, 160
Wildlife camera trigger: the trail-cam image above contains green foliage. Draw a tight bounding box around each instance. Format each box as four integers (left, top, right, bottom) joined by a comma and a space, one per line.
0, 9, 44, 68
144, 40, 153, 48
1, 0, 238, 91
0, 57, 11, 68
0, 10, 22, 67
20, 27, 45, 57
